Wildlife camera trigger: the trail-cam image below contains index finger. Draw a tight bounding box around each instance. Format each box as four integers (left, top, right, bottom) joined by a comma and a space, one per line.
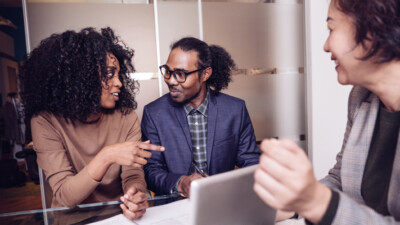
279, 139, 306, 156
137, 142, 165, 152
260, 139, 299, 170
191, 174, 204, 181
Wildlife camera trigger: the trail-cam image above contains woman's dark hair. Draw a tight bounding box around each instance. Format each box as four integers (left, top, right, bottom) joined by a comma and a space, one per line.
171, 37, 236, 93
333, 0, 400, 63
20, 27, 138, 123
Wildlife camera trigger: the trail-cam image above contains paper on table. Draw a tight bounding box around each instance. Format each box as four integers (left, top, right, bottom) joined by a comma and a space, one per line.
276, 218, 305, 225
135, 199, 190, 225
87, 199, 190, 225
86, 213, 134, 225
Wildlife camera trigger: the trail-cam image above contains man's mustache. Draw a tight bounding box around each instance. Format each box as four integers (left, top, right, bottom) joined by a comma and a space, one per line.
168, 86, 180, 92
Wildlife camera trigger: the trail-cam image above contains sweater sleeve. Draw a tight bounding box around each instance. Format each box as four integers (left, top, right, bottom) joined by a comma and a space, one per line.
31, 114, 100, 208
120, 111, 147, 194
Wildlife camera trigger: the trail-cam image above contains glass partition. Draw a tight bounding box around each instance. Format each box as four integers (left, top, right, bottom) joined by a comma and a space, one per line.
156, 0, 201, 94
19, 0, 306, 215
24, 0, 305, 146
202, 1, 305, 148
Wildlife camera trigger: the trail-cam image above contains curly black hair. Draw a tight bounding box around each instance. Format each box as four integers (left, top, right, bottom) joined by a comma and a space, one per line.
333, 0, 400, 63
20, 27, 138, 124
170, 37, 236, 93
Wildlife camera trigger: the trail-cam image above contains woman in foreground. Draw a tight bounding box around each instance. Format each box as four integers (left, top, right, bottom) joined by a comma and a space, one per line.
254, 0, 400, 224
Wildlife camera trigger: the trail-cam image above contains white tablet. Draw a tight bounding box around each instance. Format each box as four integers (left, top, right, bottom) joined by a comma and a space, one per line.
190, 164, 276, 225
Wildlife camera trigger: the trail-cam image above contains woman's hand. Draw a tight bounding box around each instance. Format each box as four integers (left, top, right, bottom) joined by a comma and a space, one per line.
120, 186, 148, 220
87, 140, 164, 182
102, 140, 165, 168
275, 210, 296, 222
253, 139, 331, 223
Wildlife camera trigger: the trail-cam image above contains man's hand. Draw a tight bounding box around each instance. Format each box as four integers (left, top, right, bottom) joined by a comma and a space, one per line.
120, 187, 149, 220
177, 174, 203, 197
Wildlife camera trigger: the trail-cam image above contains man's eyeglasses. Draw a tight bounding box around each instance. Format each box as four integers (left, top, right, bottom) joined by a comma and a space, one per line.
159, 65, 204, 83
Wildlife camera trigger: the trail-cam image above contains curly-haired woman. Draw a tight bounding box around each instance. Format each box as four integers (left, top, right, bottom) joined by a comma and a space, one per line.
20, 27, 164, 220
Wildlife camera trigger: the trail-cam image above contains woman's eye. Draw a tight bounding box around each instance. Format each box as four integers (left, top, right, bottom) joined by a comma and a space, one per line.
106, 71, 114, 77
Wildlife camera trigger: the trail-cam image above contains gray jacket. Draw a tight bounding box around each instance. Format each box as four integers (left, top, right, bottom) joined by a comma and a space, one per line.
321, 86, 400, 224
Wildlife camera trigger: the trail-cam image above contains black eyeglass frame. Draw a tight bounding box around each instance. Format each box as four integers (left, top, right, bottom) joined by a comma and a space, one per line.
159, 64, 204, 83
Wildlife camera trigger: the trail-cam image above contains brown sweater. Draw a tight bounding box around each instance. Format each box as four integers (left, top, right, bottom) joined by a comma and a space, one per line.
31, 110, 146, 208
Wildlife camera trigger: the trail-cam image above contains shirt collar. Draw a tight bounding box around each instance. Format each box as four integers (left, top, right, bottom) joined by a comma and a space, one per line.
184, 90, 209, 117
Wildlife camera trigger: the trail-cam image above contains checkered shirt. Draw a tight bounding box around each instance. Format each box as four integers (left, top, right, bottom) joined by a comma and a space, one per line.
183, 91, 209, 174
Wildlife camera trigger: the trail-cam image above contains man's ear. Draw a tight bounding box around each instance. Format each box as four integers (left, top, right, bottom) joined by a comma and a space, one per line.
201, 67, 212, 82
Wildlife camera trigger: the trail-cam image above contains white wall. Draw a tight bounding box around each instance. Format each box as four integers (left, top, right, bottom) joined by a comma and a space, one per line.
305, 0, 352, 179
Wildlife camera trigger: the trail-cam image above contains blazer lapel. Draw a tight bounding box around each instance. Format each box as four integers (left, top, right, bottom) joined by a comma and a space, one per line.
341, 94, 380, 203
173, 105, 193, 155
206, 93, 217, 172
388, 126, 400, 218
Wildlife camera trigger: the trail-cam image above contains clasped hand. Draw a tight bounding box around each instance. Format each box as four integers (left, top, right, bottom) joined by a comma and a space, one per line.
120, 186, 148, 220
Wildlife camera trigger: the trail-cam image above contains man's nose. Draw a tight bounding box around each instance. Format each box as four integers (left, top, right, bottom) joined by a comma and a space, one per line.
165, 73, 179, 85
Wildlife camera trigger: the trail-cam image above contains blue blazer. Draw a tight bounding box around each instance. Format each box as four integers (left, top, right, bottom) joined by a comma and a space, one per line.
141, 91, 260, 195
